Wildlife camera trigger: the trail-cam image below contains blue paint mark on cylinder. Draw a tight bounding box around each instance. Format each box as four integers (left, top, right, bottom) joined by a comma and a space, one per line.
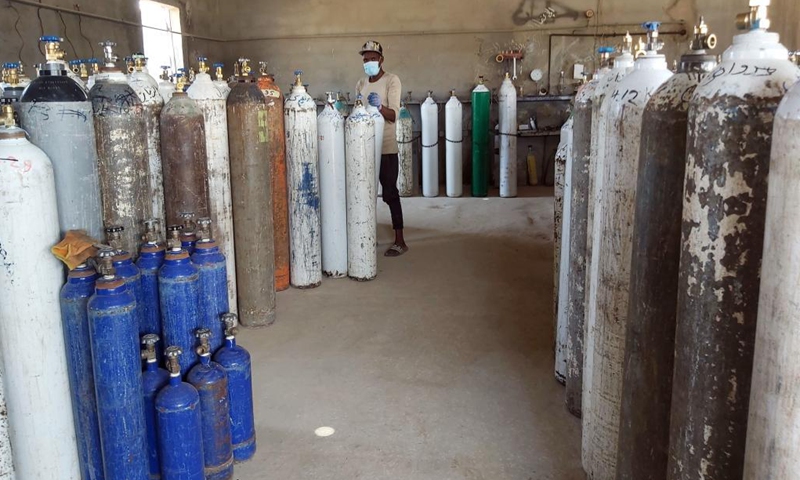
156, 347, 205, 480
138, 242, 166, 359
213, 314, 256, 462
88, 265, 149, 480
60, 264, 104, 480
300, 162, 321, 210
142, 335, 170, 480
187, 334, 233, 480
159, 249, 202, 374
191, 239, 229, 353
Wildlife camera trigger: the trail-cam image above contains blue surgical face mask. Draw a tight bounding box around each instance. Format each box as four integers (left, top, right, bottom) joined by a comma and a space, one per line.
364, 61, 380, 77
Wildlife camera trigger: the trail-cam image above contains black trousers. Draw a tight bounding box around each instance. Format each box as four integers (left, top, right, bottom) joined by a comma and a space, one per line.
380, 153, 404, 230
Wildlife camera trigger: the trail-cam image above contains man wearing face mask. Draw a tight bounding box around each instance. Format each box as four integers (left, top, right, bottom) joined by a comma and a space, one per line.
356, 40, 408, 257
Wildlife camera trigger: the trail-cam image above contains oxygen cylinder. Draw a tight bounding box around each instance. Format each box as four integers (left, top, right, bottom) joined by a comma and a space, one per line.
192, 218, 229, 352
129, 53, 166, 223
615, 20, 717, 480
318, 92, 347, 278
90, 41, 150, 257
584, 22, 673, 480
334, 91, 349, 117
227, 58, 276, 327
187, 57, 237, 315
180, 213, 198, 255
471, 77, 490, 197
581, 35, 635, 475
554, 115, 574, 386
156, 347, 205, 480
255, 63, 290, 292
138, 220, 166, 358
0, 105, 81, 479
0, 370, 12, 479
19, 35, 104, 239
160, 228, 203, 374
499, 73, 518, 198
106, 225, 145, 331
88, 250, 149, 480
396, 99, 414, 196
345, 99, 377, 281
188, 329, 234, 480
669, 4, 800, 479
212, 63, 231, 98
60, 263, 103, 480
284, 70, 322, 288
158, 66, 175, 102
445, 90, 463, 198
421, 91, 439, 197
141, 334, 170, 480
565, 46, 613, 418
366, 100, 384, 195
744, 65, 800, 480
161, 76, 210, 226
214, 314, 256, 462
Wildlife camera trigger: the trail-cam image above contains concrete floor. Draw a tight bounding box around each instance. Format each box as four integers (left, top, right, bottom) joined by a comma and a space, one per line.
234, 186, 583, 480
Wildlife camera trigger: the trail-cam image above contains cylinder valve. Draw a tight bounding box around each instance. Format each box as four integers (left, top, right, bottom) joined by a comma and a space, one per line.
104, 225, 125, 253
99, 41, 118, 68
736, 0, 771, 31
237, 58, 251, 77
96, 248, 117, 277
166, 225, 183, 251
132, 53, 147, 72
195, 328, 212, 356
197, 56, 209, 74
141, 334, 160, 362
143, 219, 163, 245
160, 65, 171, 82
692, 17, 718, 51
221, 313, 239, 337
164, 346, 183, 376
213, 63, 225, 81
40, 36, 65, 63
195, 217, 213, 242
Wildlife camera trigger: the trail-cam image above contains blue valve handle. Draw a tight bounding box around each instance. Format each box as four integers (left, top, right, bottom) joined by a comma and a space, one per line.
197, 56, 208, 61
3, 62, 20, 69
598, 46, 615, 54
40, 35, 62, 42
643, 21, 661, 31
294, 69, 303, 76
213, 63, 224, 68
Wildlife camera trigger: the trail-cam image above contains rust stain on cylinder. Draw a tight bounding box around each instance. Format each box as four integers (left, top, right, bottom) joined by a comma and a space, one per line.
257, 75, 290, 292
227, 80, 276, 327
668, 92, 780, 480
617, 72, 702, 480
160, 93, 210, 226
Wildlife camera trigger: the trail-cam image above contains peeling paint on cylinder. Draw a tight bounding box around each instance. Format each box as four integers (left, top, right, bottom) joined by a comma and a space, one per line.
0, 124, 81, 479
565, 75, 602, 418
553, 116, 573, 385
19, 94, 104, 240
397, 103, 414, 196
160, 92, 209, 226
318, 99, 347, 278
581, 51, 634, 475
188, 73, 238, 315
90, 72, 150, 257
346, 103, 377, 281
0, 368, 13, 479
227, 76, 276, 327
744, 78, 800, 480
284, 77, 322, 288
256, 74, 290, 292
617, 52, 715, 480
499, 75, 517, 198
586, 48, 672, 480
130, 69, 166, 223
668, 30, 800, 480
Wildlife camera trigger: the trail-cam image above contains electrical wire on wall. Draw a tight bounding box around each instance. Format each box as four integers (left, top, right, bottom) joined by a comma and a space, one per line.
7, 2, 25, 63
57, 11, 78, 60
76, 11, 96, 58
36, 6, 45, 55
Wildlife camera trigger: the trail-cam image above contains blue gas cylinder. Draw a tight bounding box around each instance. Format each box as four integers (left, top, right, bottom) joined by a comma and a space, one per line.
138, 219, 167, 359
213, 314, 256, 462
87, 249, 149, 480
187, 329, 233, 480
159, 239, 202, 374
106, 225, 145, 335
60, 263, 103, 480
191, 218, 229, 353
180, 213, 197, 255
156, 346, 205, 480
142, 334, 170, 480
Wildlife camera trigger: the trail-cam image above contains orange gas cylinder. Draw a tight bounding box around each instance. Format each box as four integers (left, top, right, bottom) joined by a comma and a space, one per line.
257, 63, 290, 291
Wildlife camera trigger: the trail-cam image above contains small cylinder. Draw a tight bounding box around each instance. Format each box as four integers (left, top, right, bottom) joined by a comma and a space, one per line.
141, 335, 169, 480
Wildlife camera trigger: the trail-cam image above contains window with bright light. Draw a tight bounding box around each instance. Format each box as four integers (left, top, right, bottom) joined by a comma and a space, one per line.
139, 0, 184, 82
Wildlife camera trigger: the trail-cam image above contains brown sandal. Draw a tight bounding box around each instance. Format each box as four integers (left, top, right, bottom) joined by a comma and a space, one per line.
384, 244, 409, 257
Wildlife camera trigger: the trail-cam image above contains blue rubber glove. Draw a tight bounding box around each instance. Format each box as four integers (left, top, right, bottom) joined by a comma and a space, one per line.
368, 92, 382, 109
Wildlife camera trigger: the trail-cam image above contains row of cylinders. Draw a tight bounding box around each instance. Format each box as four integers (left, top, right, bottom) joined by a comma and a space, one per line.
552, 5, 800, 480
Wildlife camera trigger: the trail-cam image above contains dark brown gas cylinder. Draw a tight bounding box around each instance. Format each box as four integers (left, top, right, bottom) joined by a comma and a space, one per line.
160, 82, 210, 226
227, 59, 276, 327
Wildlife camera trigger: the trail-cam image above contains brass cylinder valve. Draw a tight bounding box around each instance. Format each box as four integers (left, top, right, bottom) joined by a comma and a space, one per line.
736, 0, 771, 31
